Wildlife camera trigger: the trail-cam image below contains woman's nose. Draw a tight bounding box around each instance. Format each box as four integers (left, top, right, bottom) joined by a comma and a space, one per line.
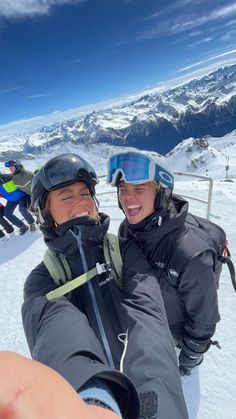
125, 191, 136, 200
74, 194, 84, 205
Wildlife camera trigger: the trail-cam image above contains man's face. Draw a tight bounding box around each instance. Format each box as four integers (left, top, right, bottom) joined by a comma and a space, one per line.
48, 181, 98, 225
118, 181, 156, 224
9, 166, 16, 174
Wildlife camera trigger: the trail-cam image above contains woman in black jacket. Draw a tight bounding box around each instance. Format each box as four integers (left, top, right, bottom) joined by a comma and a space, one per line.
22, 153, 188, 419
107, 150, 220, 419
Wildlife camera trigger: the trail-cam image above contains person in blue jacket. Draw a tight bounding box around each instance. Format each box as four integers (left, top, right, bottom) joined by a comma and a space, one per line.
0, 173, 35, 235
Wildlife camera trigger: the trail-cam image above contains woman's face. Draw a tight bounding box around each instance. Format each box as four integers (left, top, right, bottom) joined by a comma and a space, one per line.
118, 181, 156, 224
48, 181, 98, 225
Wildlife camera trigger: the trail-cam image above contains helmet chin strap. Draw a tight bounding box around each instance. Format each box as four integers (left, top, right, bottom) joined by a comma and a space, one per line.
117, 189, 125, 214
93, 195, 100, 211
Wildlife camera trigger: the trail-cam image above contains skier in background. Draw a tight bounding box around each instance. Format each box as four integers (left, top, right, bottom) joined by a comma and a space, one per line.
5, 159, 36, 231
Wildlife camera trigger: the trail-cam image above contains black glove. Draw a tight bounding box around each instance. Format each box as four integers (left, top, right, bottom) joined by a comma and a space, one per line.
179, 348, 203, 376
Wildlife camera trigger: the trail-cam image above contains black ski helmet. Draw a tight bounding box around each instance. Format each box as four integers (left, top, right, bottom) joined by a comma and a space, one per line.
31, 153, 99, 213
5, 159, 22, 173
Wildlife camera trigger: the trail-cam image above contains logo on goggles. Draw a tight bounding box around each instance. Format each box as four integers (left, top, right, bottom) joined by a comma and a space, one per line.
159, 171, 173, 186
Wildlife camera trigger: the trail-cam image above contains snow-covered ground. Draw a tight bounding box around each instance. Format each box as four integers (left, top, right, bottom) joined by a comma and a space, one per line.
0, 148, 235, 418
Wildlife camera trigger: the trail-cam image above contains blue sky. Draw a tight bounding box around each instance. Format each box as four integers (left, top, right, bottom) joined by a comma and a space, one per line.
0, 0, 236, 126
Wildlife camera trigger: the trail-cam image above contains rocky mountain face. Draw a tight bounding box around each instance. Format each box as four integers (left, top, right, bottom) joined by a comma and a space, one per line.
1, 64, 236, 160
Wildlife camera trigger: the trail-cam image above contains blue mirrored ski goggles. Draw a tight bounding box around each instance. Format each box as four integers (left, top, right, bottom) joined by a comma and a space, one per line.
5, 160, 16, 168
107, 152, 174, 189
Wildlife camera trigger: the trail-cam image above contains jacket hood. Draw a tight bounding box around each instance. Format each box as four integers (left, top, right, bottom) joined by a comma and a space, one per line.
16, 164, 24, 174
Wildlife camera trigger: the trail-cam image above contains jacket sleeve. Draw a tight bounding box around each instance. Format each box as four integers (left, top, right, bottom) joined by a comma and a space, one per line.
22, 262, 140, 419
13, 170, 33, 195
0, 174, 12, 183
178, 250, 220, 354
120, 238, 188, 419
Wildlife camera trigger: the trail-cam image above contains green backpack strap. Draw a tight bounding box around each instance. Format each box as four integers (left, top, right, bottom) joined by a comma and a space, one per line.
44, 248, 99, 300
44, 249, 72, 285
46, 266, 98, 300
103, 232, 123, 288
43, 247, 117, 300
43, 233, 123, 300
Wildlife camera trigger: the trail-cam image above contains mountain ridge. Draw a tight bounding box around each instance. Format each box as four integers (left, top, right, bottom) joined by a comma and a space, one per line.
0, 63, 236, 159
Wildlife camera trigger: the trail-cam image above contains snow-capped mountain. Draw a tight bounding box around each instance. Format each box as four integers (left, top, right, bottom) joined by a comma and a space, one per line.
1, 130, 235, 182
167, 130, 236, 180
0, 64, 236, 159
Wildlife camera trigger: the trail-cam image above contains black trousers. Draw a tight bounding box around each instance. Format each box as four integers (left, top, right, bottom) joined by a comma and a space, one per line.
0, 206, 14, 233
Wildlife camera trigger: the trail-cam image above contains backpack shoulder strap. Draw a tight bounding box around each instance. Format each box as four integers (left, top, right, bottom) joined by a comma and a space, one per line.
44, 249, 100, 300
219, 247, 236, 292
44, 249, 72, 285
103, 232, 123, 288
44, 241, 123, 300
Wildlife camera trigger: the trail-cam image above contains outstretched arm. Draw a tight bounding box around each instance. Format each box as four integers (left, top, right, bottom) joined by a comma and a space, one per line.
0, 351, 119, 419
120, 238, 188, 419
22, 262, 139, 419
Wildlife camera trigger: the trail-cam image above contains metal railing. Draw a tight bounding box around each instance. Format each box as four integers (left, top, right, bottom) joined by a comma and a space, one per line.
97, 172, 214, 220
174, 172, 213, 219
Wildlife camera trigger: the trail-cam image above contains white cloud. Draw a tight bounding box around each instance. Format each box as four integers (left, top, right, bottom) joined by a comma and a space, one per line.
225, 18, 236, 26
221, 28, 236, 41
65, 58, 82, 65
212, 2, 236, 19
134, 1, 236, 41
26, 92, 51, 99
188, 36, 213, 49
0, 0, 85, 19
178, 48, 236, 72
0, 85, 22, 94
171, 2, 236, 34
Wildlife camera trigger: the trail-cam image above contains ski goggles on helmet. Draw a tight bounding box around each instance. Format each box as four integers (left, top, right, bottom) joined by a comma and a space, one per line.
107, 152, 174, 189
5, 160, 17, 168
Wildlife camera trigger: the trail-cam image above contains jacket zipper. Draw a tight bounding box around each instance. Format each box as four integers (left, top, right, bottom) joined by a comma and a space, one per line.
118, 330, 128, 373
71, 229, 115, 369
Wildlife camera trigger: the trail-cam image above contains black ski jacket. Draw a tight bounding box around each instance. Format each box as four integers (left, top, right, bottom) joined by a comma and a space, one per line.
119, 196, 220, 359
22, 213, 188, 419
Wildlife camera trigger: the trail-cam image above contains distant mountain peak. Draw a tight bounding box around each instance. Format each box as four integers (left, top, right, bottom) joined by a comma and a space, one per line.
0, 63, 236, 159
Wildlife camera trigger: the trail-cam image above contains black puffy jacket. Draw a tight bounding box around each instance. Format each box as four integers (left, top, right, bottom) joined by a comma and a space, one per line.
119, 196, 220, 360
22, 213, 188, 419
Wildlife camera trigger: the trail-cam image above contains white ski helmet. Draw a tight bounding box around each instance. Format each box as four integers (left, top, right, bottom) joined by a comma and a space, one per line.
107, 149, 174, 211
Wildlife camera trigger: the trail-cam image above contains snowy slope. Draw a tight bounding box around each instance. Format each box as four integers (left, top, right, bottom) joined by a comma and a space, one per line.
0, 145, 236, 419
1, 130, 236, 182
167, 130, 236, 180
